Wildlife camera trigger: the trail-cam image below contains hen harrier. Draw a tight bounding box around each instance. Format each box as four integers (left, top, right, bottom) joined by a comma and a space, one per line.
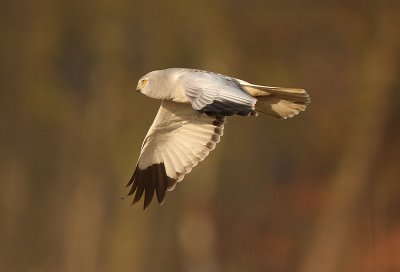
127, 68, 310, 209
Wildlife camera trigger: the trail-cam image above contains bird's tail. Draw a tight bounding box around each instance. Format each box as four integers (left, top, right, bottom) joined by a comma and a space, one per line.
239, 82, 311, 119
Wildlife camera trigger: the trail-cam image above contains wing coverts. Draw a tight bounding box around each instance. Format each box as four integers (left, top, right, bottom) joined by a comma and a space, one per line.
182, 70, 257, 117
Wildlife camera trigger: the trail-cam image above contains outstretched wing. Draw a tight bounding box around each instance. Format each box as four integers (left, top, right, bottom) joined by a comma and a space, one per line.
127, 100, 225, 209
180, 70, 257, 116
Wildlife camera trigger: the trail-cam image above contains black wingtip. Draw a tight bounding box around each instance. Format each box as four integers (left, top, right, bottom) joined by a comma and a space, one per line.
143, 185, 155, 209
132, 185, 144, 205
127, 163, 175, 209
126, 167, 138, 188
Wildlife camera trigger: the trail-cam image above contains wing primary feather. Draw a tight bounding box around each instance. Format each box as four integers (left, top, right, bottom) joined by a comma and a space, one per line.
126, 166, 138, 187
127, 166, 139, 196
202, 102, 235, 116
201, 100, 256, 116
127, 178, 138, 196
155, 164, 168, 204
142, 168, 156, 209
132, 182, 145, 205
129, 163, 171, 208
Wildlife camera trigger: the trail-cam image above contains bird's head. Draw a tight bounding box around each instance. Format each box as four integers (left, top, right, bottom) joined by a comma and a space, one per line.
136, 77, 149, 93
136, 70, 174, 100
136, 70, 165, 99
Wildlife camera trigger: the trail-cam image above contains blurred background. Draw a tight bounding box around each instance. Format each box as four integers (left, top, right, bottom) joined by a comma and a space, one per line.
1, 0, 400, 271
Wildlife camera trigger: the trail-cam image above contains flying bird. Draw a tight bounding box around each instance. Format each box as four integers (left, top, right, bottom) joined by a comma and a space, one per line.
127, 68, 310, 209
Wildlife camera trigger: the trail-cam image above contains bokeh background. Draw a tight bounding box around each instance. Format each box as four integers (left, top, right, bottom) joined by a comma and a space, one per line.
1, 0, 400, 271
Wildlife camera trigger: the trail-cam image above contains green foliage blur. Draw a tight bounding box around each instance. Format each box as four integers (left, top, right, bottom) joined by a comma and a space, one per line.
1, 1, 399, 271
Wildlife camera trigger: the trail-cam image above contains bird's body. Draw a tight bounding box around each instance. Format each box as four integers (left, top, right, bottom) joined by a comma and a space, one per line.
128, 68, 310, 208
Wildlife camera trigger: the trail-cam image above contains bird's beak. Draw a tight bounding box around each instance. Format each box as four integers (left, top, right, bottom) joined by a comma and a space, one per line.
136, 83, 142, 92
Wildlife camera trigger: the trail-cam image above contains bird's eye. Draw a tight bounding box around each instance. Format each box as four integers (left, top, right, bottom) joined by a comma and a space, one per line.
136, 78, 149, 91
141, 79, 149, 86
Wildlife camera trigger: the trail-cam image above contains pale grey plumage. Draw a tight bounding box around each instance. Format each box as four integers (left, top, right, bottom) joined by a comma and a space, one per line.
180, 69, 257, 116
128, 68, 310, 209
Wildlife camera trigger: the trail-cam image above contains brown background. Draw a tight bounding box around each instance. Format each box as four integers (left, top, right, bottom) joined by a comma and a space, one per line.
1, 0, 400, 271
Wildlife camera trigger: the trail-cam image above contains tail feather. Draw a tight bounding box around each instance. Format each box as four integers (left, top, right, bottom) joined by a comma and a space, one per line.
239, 83, 310, 119
256, 96, 307, 119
